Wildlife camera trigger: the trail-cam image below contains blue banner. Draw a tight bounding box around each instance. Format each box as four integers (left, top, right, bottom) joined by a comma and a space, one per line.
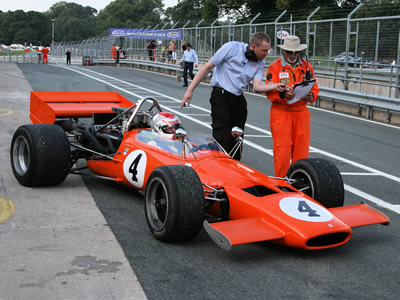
110, 28, 182, 40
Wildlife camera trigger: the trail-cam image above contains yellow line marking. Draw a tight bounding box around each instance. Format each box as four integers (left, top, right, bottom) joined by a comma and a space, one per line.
0, 109, 14, 116
0, 197, 15, 223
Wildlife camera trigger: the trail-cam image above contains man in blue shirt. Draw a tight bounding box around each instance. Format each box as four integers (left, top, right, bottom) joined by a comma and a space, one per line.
180, 32, 285, 160
179, 43, 199, 87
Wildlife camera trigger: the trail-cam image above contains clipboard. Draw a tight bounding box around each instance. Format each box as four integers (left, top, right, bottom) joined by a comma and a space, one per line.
287, 79, 316, 104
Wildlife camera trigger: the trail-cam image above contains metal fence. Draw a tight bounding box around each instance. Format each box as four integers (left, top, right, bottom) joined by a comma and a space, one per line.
49, 4, 399, 98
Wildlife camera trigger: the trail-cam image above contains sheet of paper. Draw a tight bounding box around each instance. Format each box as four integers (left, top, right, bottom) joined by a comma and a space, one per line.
287, 80, 316, 104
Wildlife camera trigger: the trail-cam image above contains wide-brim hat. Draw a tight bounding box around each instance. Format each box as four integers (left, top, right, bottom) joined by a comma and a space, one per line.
277, 35, 307, 52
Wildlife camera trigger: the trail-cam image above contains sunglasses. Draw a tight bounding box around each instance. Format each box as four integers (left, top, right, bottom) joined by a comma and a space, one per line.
285, 50, 301, 54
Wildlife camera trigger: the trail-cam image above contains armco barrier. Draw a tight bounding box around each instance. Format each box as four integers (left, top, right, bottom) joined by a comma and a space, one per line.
317, 87, 400, 122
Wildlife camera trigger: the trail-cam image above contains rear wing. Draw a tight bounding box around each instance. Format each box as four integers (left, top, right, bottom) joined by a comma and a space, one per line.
30, 91, 134, 124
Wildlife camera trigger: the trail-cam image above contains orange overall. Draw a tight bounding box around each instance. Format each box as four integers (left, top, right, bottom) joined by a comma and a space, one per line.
265, 57, 319, 177
111, 46, 117, 60
41, 48, 49, 64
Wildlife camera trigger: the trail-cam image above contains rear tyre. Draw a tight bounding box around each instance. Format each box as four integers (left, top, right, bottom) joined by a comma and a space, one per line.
10, 124, 71, 187
287, 158, 344, 208
145, 165, 205, 242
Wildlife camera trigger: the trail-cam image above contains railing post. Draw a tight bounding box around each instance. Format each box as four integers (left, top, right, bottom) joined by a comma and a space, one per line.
152, 24, 159, 40
274, 10, 287, 56
195, 19, 204, 51
182, 20, 191, 42
210, 18, 218, 53
396, 30, 400, 98
344, 3, 364, 90
249, 13, 261, 37
306, 7, 320, 59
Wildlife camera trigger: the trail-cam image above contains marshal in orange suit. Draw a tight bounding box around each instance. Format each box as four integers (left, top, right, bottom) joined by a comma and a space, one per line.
265, 35, 319, 178
111, 45, 117, 60
40, 47, 50, 64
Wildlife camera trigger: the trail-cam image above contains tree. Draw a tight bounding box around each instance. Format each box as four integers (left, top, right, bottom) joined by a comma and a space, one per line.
46, 2, 97, 42
0, 10, 51, 45
95, 0, 164, 34
164, 0, 203, 27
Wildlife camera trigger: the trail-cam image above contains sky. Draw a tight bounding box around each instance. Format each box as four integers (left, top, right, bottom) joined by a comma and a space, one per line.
0, 0, 178, 13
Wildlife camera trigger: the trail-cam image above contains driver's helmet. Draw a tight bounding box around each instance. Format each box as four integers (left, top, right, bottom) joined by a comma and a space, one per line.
150, 112, 182, 139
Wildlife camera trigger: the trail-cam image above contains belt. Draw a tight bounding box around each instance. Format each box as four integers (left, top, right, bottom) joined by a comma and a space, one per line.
212, 86, 239, 96
184, 61, 194, 64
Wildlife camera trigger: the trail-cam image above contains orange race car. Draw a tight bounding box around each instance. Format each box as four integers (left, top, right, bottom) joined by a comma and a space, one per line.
10, 91, 390, 251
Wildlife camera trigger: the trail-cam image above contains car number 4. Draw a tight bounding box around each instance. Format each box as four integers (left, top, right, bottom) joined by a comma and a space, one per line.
123, 150, 147, 188
298, 200, 320, 217
279, 197, 333, 222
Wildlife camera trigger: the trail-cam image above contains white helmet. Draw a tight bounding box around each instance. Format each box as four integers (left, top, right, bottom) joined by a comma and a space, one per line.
150, 112, 182, 139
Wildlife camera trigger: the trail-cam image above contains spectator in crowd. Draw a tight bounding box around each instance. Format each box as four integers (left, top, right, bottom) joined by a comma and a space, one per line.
159, 44, 167, 62
181, 40, 187, 54
147, 40, 157, 61
66, 48, 71, 65
116, 44, 121, 63
180, 32, 285, 160
265, 35, 319, 177
168, 40, 177, 64
179, 43, 198, 87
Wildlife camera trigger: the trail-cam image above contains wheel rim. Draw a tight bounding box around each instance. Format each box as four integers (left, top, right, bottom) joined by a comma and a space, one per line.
146, 177, 169, 231
12, 136, 30, 176
289, 169, 315, 199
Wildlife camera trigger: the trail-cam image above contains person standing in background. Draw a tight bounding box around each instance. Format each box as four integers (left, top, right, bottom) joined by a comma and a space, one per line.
66, 48, 71, 65
181, 40, 187, 54
111, 44, 117, 61
265, 35, 319, 177
41, 47, 49, 64
168, 40, 177, 64
179, 43, 198, 87
147, 40, 156, 61
116, 44, 121, 63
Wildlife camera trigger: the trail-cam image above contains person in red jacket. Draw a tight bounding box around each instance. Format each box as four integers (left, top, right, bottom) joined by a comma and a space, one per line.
265, 35, 319, 178
40, 47, 50, 64
111, 45, 117, 61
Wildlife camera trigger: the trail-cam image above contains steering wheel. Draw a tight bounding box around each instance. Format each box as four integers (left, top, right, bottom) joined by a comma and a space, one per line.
192, 143, 219, 152
192, 144, 210, 152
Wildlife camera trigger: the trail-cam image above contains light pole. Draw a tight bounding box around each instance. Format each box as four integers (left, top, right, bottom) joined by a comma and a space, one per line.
51, 19, 55, 48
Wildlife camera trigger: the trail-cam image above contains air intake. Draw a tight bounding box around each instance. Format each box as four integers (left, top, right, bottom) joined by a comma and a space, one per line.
306, 233, 349, 247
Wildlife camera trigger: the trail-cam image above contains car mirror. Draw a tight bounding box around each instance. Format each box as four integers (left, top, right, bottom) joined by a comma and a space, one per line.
175, 128, 187, 140
231, 127, 243, 138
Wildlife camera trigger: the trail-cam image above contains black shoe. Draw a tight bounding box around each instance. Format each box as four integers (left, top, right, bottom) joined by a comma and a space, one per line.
182, 84, 188, 87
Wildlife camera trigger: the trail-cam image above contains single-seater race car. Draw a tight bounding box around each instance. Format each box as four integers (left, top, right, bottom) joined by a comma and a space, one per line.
10, 91, 390, 251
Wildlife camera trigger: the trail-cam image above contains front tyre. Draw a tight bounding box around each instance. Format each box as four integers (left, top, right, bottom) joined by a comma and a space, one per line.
10, 124, 71, 187
145, 165, 205, 242
287, 158, 344, 208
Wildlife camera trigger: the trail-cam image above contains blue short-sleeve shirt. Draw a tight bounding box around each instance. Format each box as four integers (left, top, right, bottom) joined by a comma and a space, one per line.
210, 41, 265, 96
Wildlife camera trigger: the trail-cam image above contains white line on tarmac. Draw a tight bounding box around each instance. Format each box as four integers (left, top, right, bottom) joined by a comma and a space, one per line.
344, 184, 400, 214
52, 64, 400, 214
341, 172, 381, 176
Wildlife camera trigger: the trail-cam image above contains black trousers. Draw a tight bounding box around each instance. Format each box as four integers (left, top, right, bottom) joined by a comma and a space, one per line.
183, 62, 194, 85
210, 87, 247, 161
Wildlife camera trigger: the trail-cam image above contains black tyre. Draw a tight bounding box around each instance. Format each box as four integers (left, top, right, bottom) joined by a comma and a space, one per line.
10, 124, 71, 187
287, 158, 344, 208
145, 165, 205, 242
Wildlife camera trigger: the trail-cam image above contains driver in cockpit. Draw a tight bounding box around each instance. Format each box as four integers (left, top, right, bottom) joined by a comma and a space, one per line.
150, 111, 182, 139
137, 111, 184, 154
